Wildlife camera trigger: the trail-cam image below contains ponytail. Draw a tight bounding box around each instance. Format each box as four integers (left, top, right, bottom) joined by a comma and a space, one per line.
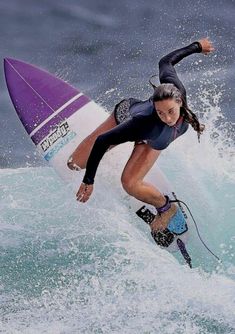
183, 106, 205, 142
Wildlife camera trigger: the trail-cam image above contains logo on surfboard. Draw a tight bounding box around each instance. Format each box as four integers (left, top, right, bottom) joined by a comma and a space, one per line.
40, 121, 70, 152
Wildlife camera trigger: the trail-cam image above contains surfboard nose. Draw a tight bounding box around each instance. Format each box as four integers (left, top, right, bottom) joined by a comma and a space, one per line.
4, 58, 15, 75
3, 57, 85, 139
4, 58, 31, 83
3, 57, 26, 82
4, 57, 10, 65
4, 57, 15, 63
4, 57, 21, 71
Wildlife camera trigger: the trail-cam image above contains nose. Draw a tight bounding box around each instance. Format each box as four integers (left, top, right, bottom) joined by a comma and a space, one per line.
165, 115, 172, 123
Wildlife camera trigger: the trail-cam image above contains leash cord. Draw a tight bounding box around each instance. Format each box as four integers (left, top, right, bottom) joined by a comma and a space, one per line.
170, 199, 222, 263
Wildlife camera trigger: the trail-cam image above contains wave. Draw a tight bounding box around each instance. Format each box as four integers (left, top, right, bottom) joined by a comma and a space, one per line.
0, 159, 234, 333
1, 71, 234, 332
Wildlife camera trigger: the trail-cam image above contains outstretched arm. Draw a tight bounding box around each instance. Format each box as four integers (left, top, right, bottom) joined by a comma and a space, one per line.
159, 38, 214, 102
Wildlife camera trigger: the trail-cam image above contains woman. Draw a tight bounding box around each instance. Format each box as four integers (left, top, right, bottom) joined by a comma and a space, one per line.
67, 38, 214, 236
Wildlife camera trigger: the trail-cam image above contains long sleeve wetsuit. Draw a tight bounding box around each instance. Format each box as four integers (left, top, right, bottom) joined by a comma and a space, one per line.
83, 42, 202, 185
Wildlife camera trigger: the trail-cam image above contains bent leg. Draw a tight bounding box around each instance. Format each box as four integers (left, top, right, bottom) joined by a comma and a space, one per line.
67, 112, 117, 170
121, 143, 166, 208
121, 143, 178, 231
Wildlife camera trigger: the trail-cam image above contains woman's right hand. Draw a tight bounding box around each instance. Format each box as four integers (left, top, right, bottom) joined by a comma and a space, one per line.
76, 182, 93, 203
198, 37, 215, 55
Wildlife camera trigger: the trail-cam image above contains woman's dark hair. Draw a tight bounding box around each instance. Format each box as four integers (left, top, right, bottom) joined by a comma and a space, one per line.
152, 83, 205, 141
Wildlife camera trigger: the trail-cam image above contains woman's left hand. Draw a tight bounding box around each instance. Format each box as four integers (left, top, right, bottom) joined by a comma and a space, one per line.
198, 37, 215, 55
76, 183, 93, 202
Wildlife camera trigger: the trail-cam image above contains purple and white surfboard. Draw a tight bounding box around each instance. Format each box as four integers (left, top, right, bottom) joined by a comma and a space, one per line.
4, 58, 190, 253
4, 58, 107, 165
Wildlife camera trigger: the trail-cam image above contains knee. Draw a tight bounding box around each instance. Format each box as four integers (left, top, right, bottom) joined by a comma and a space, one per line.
121, 173, 138, 195
67, 156, 85, 171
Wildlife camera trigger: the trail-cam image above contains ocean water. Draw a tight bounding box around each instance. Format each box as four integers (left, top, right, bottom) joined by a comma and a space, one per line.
1, 0, 235, 333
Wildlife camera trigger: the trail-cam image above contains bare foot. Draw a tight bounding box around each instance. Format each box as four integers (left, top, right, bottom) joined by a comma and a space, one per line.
150, 203, 178, 231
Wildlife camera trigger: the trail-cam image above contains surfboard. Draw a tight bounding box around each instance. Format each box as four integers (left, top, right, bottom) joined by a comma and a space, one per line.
4, 58, 192, 263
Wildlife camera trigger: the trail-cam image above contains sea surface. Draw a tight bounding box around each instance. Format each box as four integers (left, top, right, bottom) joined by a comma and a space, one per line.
0, 1, 235, 333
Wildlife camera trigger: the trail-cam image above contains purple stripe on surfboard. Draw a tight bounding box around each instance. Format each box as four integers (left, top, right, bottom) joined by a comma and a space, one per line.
4, 58, 81, 135
31, 95, 90, 145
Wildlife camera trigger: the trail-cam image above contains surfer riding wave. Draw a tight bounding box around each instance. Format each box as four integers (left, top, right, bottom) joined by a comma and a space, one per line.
67, 38, 214, 234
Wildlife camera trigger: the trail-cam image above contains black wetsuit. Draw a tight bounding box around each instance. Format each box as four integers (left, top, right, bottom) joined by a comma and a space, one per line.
83, 42, 202, 185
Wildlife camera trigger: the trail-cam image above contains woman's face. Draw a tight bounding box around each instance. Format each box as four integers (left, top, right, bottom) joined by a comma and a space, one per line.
154, 98, 182, 126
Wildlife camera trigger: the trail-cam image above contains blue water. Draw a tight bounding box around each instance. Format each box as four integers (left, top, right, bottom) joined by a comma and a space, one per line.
0, 1, 235, 333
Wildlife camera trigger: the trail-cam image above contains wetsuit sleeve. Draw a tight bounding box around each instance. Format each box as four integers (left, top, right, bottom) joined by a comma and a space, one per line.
159, 42, 202, 102
82, 116, 150, 185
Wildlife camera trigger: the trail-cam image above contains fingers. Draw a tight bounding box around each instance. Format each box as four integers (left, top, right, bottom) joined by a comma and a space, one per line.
198, 37, 215, 54
77, 184, 90, 202
76, 183, 93, 203
77, 187, 89, 202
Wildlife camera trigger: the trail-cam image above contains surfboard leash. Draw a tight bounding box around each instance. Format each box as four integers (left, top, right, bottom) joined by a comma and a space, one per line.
170, 199, 222, 263
136, 198, 221, 268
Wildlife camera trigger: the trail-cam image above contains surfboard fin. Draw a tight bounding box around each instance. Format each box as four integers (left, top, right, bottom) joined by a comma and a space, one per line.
176, 238, 192, 268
